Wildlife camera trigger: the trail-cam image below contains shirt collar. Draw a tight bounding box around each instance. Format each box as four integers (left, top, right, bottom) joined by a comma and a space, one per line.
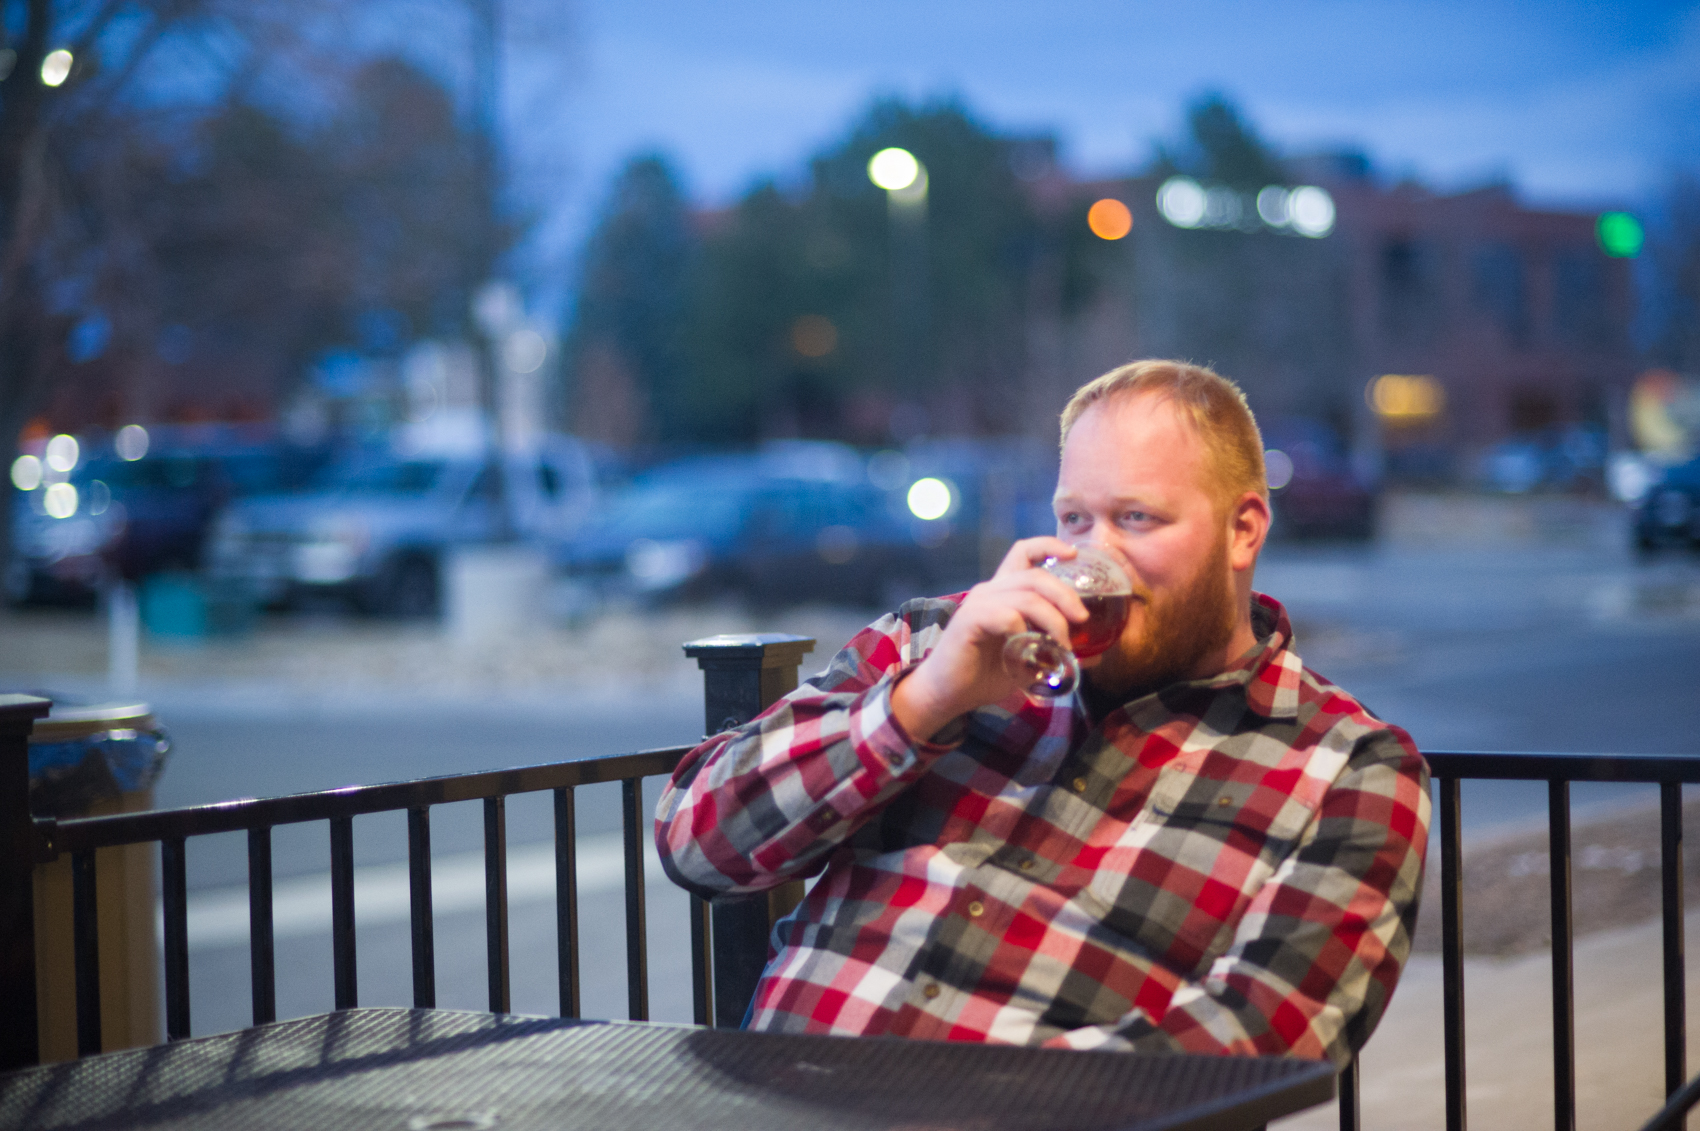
1219, 592, 1302, 719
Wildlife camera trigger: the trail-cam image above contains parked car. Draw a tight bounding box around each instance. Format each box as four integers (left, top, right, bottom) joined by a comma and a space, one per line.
206, 438, 596, 617
553, 449, 957, 613
1475, 426, 1608, 494
1632, 455, 1700, 552
1260, 417, 1377, 541
7, 437, 324, 604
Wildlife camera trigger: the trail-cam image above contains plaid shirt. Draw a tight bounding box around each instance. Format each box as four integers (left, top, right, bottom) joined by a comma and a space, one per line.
656, 592, 1429, 1066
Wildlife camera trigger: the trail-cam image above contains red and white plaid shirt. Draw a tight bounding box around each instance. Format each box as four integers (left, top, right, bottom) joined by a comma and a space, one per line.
656, 592, 1429, 1066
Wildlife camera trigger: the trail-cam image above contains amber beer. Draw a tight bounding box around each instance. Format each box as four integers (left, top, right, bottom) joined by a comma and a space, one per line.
1070, 593, 1131, 658
1002, 546, 1134, 697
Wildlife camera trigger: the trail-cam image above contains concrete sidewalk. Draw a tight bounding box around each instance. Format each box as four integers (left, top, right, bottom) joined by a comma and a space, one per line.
1277, 911, 1697, 1130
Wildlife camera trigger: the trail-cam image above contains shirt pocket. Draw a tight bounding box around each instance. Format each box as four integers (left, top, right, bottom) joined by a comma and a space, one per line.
1080, 769, 1320, 970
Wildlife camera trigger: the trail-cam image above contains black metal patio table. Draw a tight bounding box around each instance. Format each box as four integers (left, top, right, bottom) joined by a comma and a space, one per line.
0, 1007, 1334, 1131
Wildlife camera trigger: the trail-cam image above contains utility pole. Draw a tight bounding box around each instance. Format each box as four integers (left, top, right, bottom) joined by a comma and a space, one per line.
469, 0, 514, 541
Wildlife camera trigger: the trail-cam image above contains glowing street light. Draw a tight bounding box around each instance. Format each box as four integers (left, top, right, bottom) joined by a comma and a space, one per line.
1087, 198, 1133, 240
868, 148, 921, 192
906, 477, 956, 521
1157, 177, 1206, 228
1287, 186, 1335, 237
40, 49, 71, 87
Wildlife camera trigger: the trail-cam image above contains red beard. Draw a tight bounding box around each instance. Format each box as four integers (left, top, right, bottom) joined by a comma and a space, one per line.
1085, 531, 1237, 698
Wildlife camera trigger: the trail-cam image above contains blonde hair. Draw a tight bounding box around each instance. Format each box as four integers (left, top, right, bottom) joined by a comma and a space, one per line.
1059, 360, 1267, 508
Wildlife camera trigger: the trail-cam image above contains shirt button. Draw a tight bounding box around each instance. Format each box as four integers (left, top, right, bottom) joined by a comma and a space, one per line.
887, 752, 904, 767
1072, 777, 1087, 792
967, 900, 985, 917
1217, 795, 1233, 808
922, 983, 941, 1000
1018, 858, 1035, 872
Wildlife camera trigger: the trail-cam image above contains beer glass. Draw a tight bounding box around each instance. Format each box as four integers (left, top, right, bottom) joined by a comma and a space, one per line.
1001, 546, 1133, 697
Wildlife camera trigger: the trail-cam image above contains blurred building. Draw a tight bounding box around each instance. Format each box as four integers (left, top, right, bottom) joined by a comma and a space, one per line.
1039, 162, 1639, 477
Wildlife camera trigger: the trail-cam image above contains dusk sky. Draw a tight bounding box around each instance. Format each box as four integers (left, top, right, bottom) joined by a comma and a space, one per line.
482, 0, 1700, 307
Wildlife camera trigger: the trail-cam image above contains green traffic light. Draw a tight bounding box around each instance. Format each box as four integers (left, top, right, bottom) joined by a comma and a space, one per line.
1597, 211, 1644, 258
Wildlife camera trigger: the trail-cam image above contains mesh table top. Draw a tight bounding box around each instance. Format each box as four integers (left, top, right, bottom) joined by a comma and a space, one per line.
0, 1008, 1334, 1131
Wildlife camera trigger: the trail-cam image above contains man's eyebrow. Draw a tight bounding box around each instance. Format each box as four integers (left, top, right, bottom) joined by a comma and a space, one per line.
1051, 492, 1160, 508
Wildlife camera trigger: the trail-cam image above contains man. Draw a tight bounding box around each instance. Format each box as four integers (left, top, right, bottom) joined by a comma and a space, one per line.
657, 360, 1429, 1066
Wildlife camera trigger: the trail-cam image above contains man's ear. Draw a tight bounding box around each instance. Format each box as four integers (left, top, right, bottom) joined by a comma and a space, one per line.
1227, 491, 1270, 572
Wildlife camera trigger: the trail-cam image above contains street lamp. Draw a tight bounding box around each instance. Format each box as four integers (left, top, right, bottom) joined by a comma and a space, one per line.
868, 148, 929, 408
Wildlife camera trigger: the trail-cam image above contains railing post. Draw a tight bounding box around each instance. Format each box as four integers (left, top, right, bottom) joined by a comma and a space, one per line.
684, 633, 815, 1029
0, 694, 52, 1071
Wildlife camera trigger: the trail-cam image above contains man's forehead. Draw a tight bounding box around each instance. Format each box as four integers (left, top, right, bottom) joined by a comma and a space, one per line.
1062, 392, 1204, 465
1054, 391, 1217, 508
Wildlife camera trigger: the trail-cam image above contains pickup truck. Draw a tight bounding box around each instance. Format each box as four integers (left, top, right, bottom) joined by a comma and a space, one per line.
206, 439, 596, 616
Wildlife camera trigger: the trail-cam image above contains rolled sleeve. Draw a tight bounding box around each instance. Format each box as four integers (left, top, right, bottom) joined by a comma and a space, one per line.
656, 610, 962, 898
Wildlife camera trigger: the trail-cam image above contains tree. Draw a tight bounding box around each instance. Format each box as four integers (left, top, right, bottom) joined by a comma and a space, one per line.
561, 153, 693, 446
1150, 92, 1289, 190
0, 0, 326, 566
0, 0, 537, 568
679, 97, 1043, 445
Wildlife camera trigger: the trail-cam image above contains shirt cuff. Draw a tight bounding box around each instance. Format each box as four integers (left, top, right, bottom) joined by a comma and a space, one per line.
851, 665, 964, 777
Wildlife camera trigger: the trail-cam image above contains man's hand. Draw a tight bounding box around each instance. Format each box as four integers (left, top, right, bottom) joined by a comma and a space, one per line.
890, 536, 1090, 742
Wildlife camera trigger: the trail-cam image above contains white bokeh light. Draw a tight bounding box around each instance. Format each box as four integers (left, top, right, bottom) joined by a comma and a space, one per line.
44, 482, 78, 519
1288, 186, 1336, 237
1156, 177, 1206, 228
503, 329, 548, 374
39, 48, 71, 86
45, 434, 79, 472
906, 477, 955, 521
1256, 186, 1290, 227
867, 147, 920, 192
10, 454, 42, 491
1264, 449, 1295, 490
115, 424, 149, 461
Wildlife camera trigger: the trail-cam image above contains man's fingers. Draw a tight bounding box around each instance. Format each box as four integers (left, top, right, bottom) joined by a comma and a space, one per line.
991, 589, 1077, 649
995, 536, 1076, 577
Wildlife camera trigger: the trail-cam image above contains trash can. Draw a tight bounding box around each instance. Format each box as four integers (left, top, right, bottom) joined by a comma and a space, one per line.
28, 700, 171, 1062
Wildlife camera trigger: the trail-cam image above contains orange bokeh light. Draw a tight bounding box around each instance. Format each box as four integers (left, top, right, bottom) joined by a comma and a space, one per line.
1087, 198, 1132, 240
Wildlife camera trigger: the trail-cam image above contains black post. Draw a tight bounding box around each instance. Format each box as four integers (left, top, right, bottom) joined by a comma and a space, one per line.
683, 634, 815, 1028
0, 694, 51, 1071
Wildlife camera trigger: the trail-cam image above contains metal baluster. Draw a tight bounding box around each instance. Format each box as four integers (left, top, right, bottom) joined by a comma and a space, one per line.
330, 816, 357, 1009
71, 849, 101, 1056
691, 894, 714, 1027
1663, 782, 1686, 1107
484, 797, 510, 1013
554, 787, 579, 1018
408, 807, 435, 1008
248, 827, 276, 1025
161, 837, 190, 1040
621, 777, 648, 1021
1549, 781, 1575, 1131
0, 694, 52, 1071
1336, 1053, 1359, 1131
1440, 778, 1466, 1131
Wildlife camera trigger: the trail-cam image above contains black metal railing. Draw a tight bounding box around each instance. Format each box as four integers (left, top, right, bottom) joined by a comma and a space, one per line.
6, 655, 1700, 1131
1329, 750, 1700, 1131
0, 633, 815, 1069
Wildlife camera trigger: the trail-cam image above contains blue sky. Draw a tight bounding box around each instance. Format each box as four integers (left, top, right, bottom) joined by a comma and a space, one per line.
488, 0, 1700, 309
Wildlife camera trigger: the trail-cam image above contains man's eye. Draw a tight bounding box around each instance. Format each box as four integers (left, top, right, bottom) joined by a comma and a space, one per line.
1121, 510, 1151, 524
